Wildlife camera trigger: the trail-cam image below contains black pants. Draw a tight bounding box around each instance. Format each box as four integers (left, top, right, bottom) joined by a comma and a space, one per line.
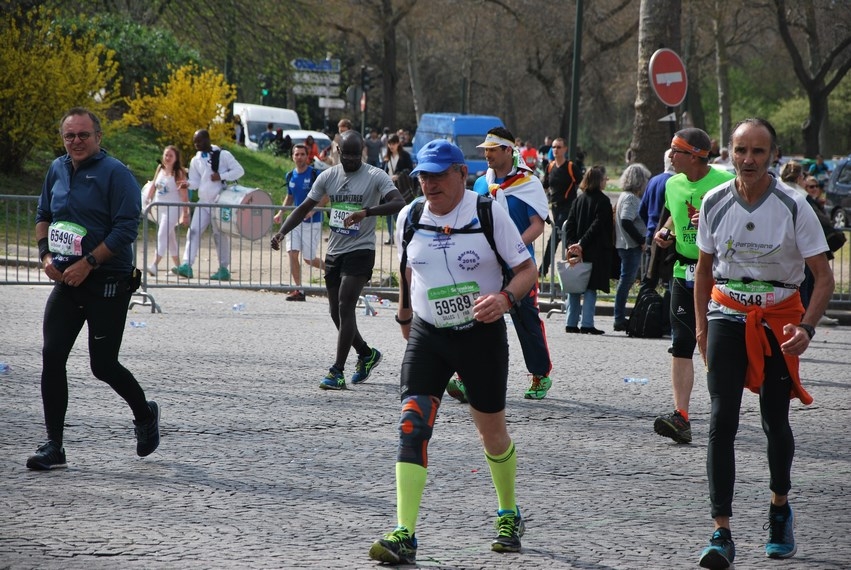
41, 283, 150, 444
706, 318, 795, 519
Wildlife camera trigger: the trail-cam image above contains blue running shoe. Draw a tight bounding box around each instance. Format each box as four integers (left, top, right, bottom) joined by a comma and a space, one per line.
351, 348, 381, 384
698, 527, 735, 569
319, 367, 346, 390
765, 503, 797, 559
369, 526, 417, 564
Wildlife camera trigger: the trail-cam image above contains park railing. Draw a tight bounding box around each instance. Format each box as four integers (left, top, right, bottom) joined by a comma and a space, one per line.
3, 193, 849, 314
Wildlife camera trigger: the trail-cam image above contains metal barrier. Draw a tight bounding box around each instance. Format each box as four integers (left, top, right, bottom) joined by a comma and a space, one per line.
3, 194, 849, 312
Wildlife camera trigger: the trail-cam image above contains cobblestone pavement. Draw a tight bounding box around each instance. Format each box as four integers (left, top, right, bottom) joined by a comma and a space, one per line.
1, 286, 849, 569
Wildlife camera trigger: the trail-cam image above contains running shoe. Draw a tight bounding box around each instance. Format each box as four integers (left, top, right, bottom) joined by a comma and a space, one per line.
26, 440, 67, 470
698, 527, 735, 569
134, 401, 160, 457
491, 508, 525, 553
765, 503, 797, 559
319, 367, 346, 390
524, 375, 552, 400
351, 348, 381, 384
446, 376, 468, 403
654, 410, 692, 444
369, 526, 417, 564
286, 290, 306, 302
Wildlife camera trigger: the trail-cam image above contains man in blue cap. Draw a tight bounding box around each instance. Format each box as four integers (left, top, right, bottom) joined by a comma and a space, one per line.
369, 139, 537, 565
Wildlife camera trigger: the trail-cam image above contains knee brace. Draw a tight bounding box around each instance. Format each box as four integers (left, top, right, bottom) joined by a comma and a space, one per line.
397, 395, 440, 468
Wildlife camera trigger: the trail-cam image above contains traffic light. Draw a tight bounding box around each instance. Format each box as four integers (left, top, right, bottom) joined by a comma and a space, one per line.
361, 66, 372, 92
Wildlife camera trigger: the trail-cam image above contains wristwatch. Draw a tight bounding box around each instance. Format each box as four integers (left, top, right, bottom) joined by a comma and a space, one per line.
85, 253, 99, 268
798, 323, 815, 340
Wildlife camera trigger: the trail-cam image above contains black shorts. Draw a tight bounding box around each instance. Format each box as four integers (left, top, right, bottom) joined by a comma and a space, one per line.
401, 316, 509, 414
324, 249, 375, 287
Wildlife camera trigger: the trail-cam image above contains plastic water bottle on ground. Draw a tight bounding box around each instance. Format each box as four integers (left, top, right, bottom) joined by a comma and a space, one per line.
623, 377, 649, 385
0, 362, 10, 375
379, 298, 391, 307
232, 303, 246, 313
129, 321, 147, 328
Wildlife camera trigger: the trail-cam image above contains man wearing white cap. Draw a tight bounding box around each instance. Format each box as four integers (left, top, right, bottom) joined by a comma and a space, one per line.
369, 139, 536, 564
449, 127, 553, 401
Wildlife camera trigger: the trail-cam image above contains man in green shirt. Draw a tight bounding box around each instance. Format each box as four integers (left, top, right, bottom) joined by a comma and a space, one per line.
652, 128, 735, 444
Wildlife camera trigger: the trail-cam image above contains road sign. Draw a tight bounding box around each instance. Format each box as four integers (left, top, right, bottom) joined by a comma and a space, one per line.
290, 58, 341, 73
293, 84, 339, 97
657, 112, 677, 122
318, 97, 345, 109
649, 48, 687, 108
293, 71, 340, 85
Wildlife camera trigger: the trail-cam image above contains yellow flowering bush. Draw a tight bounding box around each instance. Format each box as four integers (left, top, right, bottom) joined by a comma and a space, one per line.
0, 7, 119, 173
123, 64, 237, 159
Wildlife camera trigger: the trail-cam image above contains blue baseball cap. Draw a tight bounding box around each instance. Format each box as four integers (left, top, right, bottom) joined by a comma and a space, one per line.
411, 139, 465, 176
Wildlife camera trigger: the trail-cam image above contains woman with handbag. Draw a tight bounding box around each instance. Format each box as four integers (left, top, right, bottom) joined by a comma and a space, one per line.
563, 165, 613, 334
382, 134, 414, 245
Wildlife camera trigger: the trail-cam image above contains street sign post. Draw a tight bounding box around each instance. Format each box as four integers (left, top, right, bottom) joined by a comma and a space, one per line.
649, 48, 688, 108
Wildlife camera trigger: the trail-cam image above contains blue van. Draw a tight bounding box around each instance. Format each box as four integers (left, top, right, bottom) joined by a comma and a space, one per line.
412, 113, 505, 187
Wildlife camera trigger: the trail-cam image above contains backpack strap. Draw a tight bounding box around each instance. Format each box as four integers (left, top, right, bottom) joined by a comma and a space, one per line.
400, 195, 508, 310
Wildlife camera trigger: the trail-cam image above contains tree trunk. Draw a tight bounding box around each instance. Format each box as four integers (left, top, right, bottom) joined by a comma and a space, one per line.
713, 0, 731, 146
381, 9, 397, 130
630, 0, 682, 174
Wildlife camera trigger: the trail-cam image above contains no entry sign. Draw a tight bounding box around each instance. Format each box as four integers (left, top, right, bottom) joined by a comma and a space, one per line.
649, 48, 688, 108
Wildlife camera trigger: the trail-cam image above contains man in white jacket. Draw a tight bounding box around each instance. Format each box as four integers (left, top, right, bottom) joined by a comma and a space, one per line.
175, 129, 245, 280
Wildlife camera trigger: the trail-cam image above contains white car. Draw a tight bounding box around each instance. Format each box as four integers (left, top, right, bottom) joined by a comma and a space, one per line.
280, 130, 332, 155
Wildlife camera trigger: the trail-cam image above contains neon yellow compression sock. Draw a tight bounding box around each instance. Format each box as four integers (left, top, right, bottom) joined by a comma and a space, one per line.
396, 462, 427, 534
485, 440, 517, 514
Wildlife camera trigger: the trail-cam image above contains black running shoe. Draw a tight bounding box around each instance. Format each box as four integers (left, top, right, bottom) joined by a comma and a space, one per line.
134, 401, 160, 457
26, 440, 67, 470
491, 508, 525, 553
654, 410, 692, 443
369, 526, 417, 564
699, 527, 735, 569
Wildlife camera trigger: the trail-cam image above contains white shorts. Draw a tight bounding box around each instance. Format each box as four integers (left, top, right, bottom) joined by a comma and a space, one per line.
286, 220, 323, 260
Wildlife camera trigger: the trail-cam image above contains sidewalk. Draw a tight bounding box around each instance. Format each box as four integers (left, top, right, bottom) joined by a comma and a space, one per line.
1, 285, 849, 569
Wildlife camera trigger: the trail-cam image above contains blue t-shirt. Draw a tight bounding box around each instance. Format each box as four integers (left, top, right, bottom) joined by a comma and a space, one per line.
474, 174, 537, 259
288, 167, 322, 223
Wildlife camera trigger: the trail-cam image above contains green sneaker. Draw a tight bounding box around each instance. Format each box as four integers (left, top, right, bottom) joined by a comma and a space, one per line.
524, 375, 552, 400
319, 367, 346, 390
369, 526, 417, 564
351, 348, 381, 384
446, 376, 468, 403
210, 266, 230, 281
491, 508, 525, 553
174, 263, 193, 278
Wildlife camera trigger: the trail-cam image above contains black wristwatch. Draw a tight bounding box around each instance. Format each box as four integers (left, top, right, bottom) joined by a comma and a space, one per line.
798, 323, 815, 340
85, 253, 99, 268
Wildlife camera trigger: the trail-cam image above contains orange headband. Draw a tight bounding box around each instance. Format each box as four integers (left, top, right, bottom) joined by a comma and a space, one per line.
672, 135, 710, 159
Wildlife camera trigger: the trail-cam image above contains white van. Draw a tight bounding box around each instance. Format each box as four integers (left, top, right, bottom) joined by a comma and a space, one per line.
232, 102, 301, 150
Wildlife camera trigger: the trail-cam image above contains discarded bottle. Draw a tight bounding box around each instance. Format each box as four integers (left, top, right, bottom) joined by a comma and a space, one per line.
232, 303, 246, 313
379, 298, 391, 307
365, 294, 379, 303
0, 362, 10, 375
129, 321, 147, 328
623, 377, 649, 385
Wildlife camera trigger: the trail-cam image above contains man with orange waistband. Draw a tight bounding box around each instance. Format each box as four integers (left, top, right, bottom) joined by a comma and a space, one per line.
693, 118, 833, 569
652, 128, 734, 444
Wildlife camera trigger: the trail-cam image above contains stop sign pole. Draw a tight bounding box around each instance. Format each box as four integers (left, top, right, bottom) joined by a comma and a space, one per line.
649, 48, 688, 136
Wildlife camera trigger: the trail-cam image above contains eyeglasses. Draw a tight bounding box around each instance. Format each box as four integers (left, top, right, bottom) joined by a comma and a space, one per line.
805, 184, 820, 189
62, 131, 96, 142
669, 149, 690, 155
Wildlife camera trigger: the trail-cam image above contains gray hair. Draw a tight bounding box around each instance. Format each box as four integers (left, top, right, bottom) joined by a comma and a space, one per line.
620, 163, 652, 195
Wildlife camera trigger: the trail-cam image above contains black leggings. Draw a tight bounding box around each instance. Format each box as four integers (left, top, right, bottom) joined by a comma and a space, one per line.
41, 283, 150, 444
706, 318, 795, 519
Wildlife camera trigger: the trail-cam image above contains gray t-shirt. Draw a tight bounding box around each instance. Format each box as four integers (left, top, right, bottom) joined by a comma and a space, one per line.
614, 191, 646, 249
308, 163, 397, 255
364, 137, 383, 166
